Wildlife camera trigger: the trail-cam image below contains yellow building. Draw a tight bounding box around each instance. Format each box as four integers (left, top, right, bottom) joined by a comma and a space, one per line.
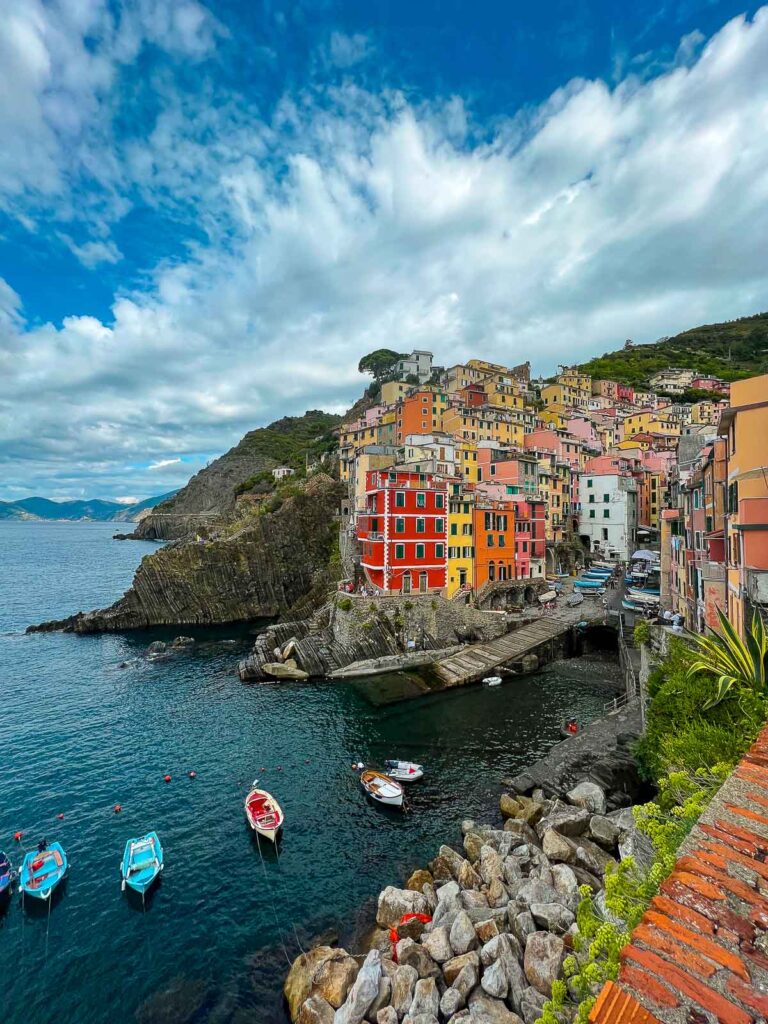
377, 409, 396, 446
457, 441, 480, 483
380, 380, 414, 406
447, 489, 475, 597
538, 404, 569, 430
621, 410, 681, 439
691, 400, 726, 426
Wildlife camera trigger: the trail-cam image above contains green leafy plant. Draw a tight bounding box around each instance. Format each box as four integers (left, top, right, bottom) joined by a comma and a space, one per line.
633, 620, 650, 646
687, 608, 767, 709
336, 597, 352, 611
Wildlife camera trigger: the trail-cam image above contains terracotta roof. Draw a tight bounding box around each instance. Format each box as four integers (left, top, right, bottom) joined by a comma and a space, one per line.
589, 726, 768, 1024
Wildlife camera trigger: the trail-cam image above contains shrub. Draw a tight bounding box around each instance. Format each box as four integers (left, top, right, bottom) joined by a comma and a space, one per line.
336, 597, 352, 611
633, 621, 650, 646
403, 601, 413, 611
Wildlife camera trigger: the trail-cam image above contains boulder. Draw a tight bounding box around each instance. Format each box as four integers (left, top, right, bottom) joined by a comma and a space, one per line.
367, 976, 392, 1021
449, 961, 478, 1008
570, 866, 603, 892
422, 883, 438, 912
474, 919, 499, 945
377, 1009, 398, 1024
511, 911, 535, 946
573, 838, 617, 876
511, 879, 559, 906
397, 916, 428, 942
541, 829, 574, 864
334, 949, 382, 1024
403, 1015, 438, 1024
170, 635, 195, 648
429, 854, 455, 881
377, 888, 430, 928
422, 926, 453, 964
606, 807, 636, 832
443, 951, 480, 986
523, 932, 565, 997
519, 987, 547, 1024
395, 939, 440, 980
514, 795, 544, 826
529, 903, 575, 934
368, 929, 394, 956
408, 978, 439, 1018
464, 906, 508, 927
480, 933, 521, 968
502, 856, 522, 886
467, 989, 523, 1022
550, 864, 579, 896
463, 833, 484, 864
502, 820, 539, 846
618, 828, 656, 874
480, 958, 508, 1000
457, 859, 482, 891
486, 878, 508, 909
391, 964, 418, 1019
566, 781, 607, 816
461, 890, 489, 910
437, 845, 466, 880
588, 815, 621, 848
499, 793, 523, 820
314, 956, 360, 1008
479, 847, 505, 886
285, 947, 343, 1021
535, 805, 590, 840
450, 911, 479, 955
446, 1014, 470, 1024
406, 869, 434, 893
297, 994, 335, 1024
262, 661, 310, 680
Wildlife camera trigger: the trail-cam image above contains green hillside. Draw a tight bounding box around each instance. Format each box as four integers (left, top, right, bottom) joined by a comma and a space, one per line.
578, 312, 768, 386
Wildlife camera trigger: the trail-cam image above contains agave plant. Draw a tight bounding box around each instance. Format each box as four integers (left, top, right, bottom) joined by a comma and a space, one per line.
687, 608, 768, 710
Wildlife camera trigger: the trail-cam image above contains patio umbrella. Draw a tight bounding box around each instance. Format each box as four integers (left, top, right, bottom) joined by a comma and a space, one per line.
631, 549, 657, 560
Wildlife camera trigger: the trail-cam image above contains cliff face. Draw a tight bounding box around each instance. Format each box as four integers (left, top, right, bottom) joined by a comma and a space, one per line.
30, 476, 346, 633
132, 410, 341, 541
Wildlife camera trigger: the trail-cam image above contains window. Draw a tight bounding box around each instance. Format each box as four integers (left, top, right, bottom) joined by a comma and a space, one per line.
589, 494, 595, 504
395, 518, 405, 533
603, 493, 609, 502
416, 492, 426, 508
463, 546, 473, 558
450, 523, 458, 536
462, 523, 472, 535
490, 465, 496, 476
370, 518, 379, 533
487, 534, 494, 547
435, 543, 445, 559
395, 544, 405, 559
602, 528, 609, 540
395, 491, 405, 508
416, 518, 425, 533
522, 541, 528, 552
603, 509, 609, 518
589, 510, 595, 519
435, 518, 444, 533
587, 479, 593, 488
388, 471, 396, 481
435, 493, 444, 508
498, 535, 506, 547
416, 543, 425, 559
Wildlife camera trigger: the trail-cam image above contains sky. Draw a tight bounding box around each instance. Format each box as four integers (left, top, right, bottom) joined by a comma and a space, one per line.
1, 1, 767, 501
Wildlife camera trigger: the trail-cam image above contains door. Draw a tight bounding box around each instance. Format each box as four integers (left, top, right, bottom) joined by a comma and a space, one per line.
458, 569, 467, 587
402, 573, 411, 594
419, 572, 428, 593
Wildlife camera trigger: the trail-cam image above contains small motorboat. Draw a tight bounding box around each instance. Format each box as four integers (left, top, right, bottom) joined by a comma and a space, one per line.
483, 675, 502, 686
245, 782, 284, 842
121, 832, 163, 895
384, 760, 424, 782
566, 592, 584, 607
20, 841, 67, 901
0, 851, 13, 897
359, 769, 404, 807
574, 578, 605, 589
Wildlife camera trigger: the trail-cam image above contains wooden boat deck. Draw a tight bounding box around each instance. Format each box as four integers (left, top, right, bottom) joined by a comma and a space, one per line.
432, 617, 578, 688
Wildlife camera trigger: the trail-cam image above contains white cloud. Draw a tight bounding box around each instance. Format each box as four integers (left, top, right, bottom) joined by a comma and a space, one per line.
2, 7, 768, 498
325, 31, 372, 68
60, 236, 123, 268
114, 495, 139, 504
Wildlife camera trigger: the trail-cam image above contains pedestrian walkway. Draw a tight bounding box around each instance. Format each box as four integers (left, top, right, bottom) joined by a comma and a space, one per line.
589, 725, 768, 1024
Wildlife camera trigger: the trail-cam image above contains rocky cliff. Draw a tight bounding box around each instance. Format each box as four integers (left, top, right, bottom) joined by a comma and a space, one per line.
29, 475, 346, 634
131, 410, 341, 541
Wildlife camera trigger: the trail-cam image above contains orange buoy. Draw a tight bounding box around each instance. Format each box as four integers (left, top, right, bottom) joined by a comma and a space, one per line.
57, 813, 65, 820
188, 770, 197, 779
13, 831, 23, 842
164, 774, 172, 783
114, 804, 122, 813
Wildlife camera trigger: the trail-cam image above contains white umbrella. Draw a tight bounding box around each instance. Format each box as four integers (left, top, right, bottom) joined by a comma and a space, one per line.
631, 549, 657, 560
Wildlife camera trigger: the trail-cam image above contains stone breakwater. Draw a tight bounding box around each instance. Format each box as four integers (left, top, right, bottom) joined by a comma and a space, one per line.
283, 736, 649, 1024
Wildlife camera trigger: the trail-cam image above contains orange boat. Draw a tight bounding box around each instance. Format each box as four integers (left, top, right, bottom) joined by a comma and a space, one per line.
244, 781, 284, 842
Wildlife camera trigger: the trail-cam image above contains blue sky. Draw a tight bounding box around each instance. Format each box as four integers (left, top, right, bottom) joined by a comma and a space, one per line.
0, 0, 766, 500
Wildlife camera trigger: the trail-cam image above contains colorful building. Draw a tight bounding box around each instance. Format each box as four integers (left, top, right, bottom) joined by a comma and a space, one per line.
395, 390, 448, 443
356, 469, 448, 593
447, 488, 475, 598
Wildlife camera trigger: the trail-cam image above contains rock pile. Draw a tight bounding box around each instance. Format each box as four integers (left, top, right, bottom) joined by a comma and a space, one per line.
284, 781, 649, 1024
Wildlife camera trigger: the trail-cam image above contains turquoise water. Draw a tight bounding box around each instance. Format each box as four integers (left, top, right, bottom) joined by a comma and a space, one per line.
0, 522, 617, 1024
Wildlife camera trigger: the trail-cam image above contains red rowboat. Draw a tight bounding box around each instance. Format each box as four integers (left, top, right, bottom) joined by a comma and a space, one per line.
244, 781, 284, 842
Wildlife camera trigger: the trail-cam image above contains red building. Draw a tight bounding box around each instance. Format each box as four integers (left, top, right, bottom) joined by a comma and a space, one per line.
512, 496, 547, 578
356, 469, 448, 593
617, 383, 635, 403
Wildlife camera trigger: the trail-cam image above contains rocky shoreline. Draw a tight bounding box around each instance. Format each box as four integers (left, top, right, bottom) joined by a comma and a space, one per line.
283, 708, 646, 1024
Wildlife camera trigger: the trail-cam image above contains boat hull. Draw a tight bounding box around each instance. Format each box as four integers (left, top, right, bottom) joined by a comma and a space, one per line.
121, 832, 163, 895
384, 760, 424, 782
360, 770, 404, 807
20, 842, 67, 900
245, 786, 284, 842
0, 852, 12, 896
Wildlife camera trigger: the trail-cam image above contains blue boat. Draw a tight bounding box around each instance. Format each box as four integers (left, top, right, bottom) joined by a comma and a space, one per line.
121, 832, 163, 895
574, 578, 606, 589
583, 571, 611, 579
0, 850, 13, 897
19, 842, 67, 900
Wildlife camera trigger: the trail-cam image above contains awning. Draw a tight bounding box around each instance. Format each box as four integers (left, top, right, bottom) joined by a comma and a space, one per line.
539, 590, 557, 603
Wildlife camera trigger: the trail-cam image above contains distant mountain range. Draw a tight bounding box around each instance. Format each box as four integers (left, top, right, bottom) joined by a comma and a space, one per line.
0, 492, 178, 523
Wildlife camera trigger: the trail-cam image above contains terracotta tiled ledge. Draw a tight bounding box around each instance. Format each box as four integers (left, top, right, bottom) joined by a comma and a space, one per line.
590, 727, 768, 1024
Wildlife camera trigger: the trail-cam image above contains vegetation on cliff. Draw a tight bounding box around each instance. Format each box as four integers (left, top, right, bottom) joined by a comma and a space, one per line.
577, 311, 768, 385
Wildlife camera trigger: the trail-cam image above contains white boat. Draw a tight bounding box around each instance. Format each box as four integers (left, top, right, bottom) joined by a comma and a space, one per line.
359, 769, 404, 807
483, 675, 502, 686
384, 760, 424, 782
245, 782, 284, 842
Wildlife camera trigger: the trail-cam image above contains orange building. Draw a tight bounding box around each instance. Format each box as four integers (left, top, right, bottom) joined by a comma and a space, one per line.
395, 390, 448, 443
472, 499, 516, 587
719, 374, 768, 637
